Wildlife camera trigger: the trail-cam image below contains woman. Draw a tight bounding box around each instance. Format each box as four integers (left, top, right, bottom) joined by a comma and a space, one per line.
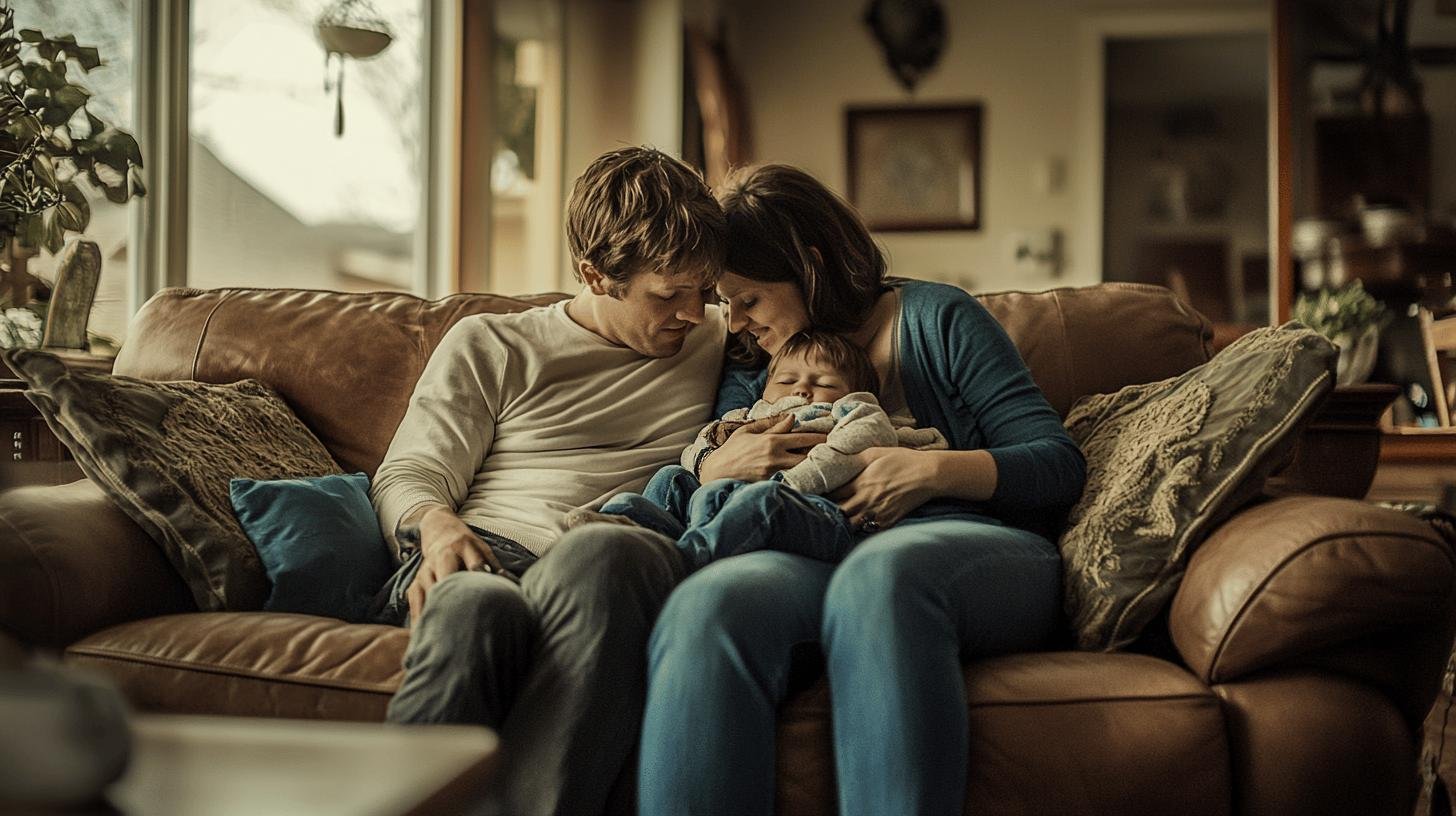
636, 165, 1087, 816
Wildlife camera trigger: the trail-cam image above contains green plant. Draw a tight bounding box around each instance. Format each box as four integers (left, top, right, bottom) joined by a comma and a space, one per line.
0, 2, 144, 308
1293, 280, 1390, 340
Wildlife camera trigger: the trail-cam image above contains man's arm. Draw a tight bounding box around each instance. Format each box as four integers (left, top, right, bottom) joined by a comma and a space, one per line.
371, 319, 507, 615
678, 407, 751, 475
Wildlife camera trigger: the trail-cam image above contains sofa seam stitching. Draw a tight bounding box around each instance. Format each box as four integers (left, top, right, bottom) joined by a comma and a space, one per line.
1207, 528, 1452, 681
1050, 289, 1074, 411
970, 692, 1217, 708
190, 293, 230, 380
67, 645, 400, 694
781, 692, 1218, 722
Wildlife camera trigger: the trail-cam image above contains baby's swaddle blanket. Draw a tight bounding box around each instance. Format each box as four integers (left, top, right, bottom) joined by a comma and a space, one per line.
683, 392, 947, 495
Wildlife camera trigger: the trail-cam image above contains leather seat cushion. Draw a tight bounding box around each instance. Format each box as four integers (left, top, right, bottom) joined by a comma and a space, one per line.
67, 620, 1232, 816
65, 613, 406, 721
776, 651, 1231, 816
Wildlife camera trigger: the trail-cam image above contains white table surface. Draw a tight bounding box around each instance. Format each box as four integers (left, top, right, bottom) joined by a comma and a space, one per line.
106, 714, 498, 816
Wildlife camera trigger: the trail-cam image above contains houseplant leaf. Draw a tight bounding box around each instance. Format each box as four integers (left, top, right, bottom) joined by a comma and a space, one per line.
73, 47, 100, 72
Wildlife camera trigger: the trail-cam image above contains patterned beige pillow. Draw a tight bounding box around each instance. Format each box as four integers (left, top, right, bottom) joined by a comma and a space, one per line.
4, 349, 341, 611
1059, 323, 1337, 651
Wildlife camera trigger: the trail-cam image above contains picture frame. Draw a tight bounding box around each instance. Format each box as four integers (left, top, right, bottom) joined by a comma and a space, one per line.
845, 104, 982, 231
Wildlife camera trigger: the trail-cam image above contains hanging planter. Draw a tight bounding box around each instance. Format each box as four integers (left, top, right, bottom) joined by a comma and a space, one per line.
315, 0, 393, 137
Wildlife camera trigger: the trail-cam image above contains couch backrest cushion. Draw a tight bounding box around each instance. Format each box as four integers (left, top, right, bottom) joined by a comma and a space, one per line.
978, 283, 1212, 416
114, 282, 1211, 476
114, 288, 568, 475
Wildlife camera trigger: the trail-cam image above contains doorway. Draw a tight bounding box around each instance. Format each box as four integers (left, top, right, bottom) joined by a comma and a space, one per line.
1079, 11, 1271, 339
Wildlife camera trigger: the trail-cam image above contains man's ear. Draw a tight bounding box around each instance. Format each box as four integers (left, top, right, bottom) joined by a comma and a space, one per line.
579, 261, 613, 296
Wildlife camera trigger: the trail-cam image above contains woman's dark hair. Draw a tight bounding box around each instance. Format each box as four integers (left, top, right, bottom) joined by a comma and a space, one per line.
770, 331, 880, 396
716, 164, 887, 336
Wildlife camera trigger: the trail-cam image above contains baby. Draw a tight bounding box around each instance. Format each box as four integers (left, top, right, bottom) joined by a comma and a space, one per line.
569, 331, 946, 572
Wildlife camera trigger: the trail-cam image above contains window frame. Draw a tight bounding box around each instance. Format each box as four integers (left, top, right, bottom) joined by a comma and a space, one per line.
128, 0, 470, 310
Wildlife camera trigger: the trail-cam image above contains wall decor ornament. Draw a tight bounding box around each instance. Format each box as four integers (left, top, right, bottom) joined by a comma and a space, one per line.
316, 0, 393, 137
846, 104, 980, 231
862, 0, 946, 93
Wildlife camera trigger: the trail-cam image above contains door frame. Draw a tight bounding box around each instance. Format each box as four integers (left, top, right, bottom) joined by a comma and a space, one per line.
1075, 6, 1272, 315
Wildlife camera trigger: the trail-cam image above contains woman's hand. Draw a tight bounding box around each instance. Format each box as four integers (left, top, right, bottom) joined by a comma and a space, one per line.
698, 415, 828, 482
406, 505, 503, 623
831, 447, 940, 531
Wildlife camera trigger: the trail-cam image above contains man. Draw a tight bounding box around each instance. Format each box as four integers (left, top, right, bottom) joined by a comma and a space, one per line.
370, 146, 726, 815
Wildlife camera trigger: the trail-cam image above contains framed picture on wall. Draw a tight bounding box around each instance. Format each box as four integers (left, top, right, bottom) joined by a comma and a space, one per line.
845, 104, 982, 231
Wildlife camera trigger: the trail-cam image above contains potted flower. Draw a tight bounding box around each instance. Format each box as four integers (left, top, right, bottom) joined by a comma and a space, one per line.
0, 3, 144, 346
1293, 280, 1389, 386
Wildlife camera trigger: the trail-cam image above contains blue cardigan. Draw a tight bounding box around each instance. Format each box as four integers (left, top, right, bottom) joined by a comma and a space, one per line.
715, 280, 1086, 532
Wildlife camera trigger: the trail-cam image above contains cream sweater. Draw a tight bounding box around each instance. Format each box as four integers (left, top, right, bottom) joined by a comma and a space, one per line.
371, 300, 724, 559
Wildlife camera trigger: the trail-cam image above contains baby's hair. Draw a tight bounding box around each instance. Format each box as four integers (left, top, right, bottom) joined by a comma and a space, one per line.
768, 331, 880, 395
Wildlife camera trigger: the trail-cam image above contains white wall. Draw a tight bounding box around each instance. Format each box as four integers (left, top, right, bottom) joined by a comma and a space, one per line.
560, 0, 686, 291
722, 0, 1268, 294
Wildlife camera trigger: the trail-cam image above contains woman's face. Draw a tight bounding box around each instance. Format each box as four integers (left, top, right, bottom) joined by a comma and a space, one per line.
716, 272, 811, 355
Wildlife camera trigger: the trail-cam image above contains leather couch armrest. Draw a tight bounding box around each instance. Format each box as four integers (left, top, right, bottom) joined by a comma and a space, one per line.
1170, 495, 1456, 726
0, 480, 193, 649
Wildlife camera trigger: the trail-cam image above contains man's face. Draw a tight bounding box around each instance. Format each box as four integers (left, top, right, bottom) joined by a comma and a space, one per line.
762, 348, 853, 405
596, 268, 717, 358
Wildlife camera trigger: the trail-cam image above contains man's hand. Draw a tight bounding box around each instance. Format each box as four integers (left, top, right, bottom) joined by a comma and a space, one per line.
405, 505, 504, 623
698, 414, 828, 482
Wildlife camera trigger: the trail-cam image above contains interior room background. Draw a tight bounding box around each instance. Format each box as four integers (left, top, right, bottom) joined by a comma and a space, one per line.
0, 0, 1263, 344
11, 0, 1453, 358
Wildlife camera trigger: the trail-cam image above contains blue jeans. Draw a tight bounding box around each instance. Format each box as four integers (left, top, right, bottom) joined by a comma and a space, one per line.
377, 525, 688, 816
600, 465, 856, 572
637, 516, 1062, 816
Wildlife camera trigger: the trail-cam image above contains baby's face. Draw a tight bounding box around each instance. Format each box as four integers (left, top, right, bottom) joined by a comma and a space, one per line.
762, 350, 853, 405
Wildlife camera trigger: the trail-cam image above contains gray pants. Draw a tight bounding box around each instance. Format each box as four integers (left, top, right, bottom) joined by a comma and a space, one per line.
385, 524, 686, 816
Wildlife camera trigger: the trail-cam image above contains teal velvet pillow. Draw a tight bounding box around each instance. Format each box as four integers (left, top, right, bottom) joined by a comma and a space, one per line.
229, 473, 394, 623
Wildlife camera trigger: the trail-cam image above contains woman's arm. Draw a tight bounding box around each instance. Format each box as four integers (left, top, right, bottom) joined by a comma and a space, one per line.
939, 291, 1086, 514
714, 365, 766, 416
834, 447, 997, 529
833, 288, 1085, 528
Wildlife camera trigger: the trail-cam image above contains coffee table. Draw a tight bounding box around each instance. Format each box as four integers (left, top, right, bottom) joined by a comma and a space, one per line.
105, 714, 498, 816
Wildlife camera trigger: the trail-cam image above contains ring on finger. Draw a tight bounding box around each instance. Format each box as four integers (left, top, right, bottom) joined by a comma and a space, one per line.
860, 511, 881, 534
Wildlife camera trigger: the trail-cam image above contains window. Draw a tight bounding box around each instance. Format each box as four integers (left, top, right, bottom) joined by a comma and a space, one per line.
13, 0, 565, 344
187, 0, 427, 293
7, 0, 135, 347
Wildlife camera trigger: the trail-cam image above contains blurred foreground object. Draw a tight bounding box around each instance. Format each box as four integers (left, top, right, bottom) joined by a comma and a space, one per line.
0, 651, 132, 807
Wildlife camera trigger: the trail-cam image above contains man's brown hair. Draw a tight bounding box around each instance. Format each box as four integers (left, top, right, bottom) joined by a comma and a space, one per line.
566, 146, 726, 293
770, 331, 880, 396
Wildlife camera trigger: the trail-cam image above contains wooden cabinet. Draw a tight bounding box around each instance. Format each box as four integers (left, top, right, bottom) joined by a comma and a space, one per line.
0, 350, 112, 490
0, 386, 83, 489
1367, 430, 1456, 508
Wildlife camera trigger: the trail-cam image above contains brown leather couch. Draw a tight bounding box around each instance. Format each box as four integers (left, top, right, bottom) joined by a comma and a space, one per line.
2, 283, 1452, 816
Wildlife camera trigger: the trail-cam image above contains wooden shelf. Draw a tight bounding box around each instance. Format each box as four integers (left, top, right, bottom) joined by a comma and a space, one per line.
1380, 429, 1456, 462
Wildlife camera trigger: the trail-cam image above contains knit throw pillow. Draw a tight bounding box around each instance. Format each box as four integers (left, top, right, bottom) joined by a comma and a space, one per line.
1058, 323, 1337, 651
4, 349, 342, 611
